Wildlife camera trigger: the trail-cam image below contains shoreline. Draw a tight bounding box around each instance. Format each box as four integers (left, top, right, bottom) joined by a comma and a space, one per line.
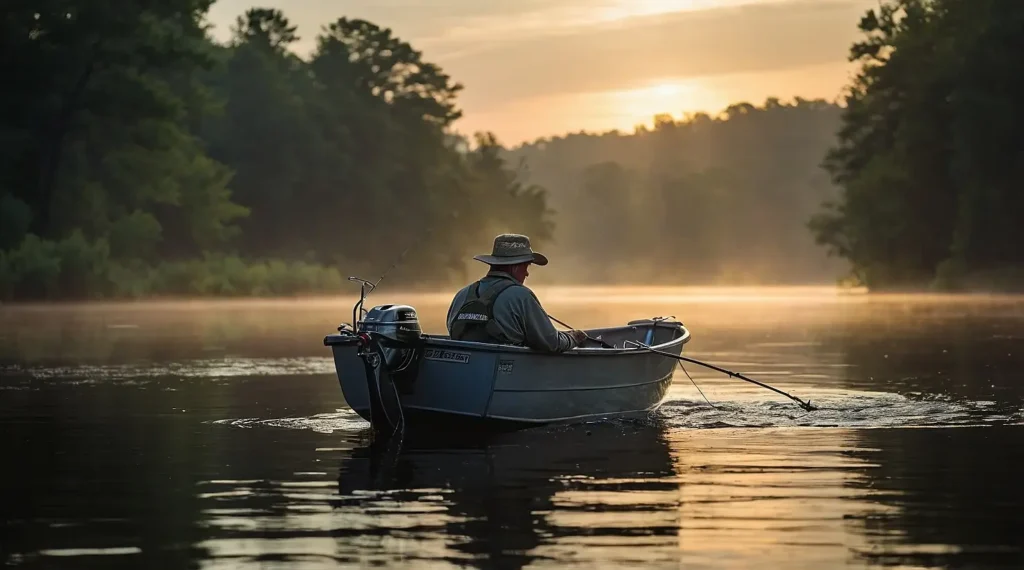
7, 284, 1024, 311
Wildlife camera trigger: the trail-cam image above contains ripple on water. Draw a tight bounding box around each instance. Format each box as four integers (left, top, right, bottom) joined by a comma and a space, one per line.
209, 388, 1021, 434
211, 409, 369, 433
0, 357, 335, 387
658, 389, 1023, 429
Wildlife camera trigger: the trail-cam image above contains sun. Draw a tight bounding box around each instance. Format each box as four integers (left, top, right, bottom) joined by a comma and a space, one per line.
649, 83, 685, 98
619, 82, 694, 113
597, 80, 720, 131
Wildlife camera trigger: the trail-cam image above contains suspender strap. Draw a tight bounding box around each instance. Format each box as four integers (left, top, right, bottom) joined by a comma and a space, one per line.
450, 278, 520, 343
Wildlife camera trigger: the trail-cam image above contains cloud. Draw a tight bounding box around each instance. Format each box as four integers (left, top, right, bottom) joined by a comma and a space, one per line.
207, 0, 569, 53
435, 0, 874, 109
418, 0, 770, 54
453, 60, 856, 144
204, 0, 875, 142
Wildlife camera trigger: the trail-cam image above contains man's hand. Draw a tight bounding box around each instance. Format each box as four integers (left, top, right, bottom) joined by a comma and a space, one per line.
567, 329, 589, 347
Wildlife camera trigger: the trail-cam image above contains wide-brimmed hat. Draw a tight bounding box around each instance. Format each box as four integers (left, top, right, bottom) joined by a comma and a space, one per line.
473, 233, 549, 266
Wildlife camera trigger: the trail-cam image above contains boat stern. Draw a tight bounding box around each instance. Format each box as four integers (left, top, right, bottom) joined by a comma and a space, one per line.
323, 333, 371, 421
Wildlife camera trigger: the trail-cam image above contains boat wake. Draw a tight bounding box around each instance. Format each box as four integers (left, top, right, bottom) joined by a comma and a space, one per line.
656, 389, 1023, 429
210, 409, 368, 434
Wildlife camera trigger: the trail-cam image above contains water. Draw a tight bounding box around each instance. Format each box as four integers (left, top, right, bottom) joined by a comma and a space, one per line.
2, 288, 1023, 569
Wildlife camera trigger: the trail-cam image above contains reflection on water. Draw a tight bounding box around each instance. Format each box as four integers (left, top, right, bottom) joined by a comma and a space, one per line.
849, 427, 1024, 569
330, 423, 680, 569
2, 288, 1024, 568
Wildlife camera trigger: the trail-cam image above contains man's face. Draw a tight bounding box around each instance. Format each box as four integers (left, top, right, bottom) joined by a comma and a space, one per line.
511, 262, 530, 284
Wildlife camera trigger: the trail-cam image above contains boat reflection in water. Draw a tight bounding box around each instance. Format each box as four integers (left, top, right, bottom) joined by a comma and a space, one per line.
332, 419, 680, 568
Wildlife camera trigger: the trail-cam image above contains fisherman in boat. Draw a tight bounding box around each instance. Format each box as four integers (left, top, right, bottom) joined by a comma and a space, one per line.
447, 233, 589, 352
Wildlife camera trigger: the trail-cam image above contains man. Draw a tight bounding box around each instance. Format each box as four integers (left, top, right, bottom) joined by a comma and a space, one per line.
446, 234, 589, 352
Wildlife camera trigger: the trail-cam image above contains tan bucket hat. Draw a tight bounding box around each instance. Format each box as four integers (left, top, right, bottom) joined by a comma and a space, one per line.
473, 234, 549, 266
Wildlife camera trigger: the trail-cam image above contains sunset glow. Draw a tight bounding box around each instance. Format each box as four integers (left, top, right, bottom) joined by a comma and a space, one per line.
594, 0, 764, 23
207, 0, 877, 143
604, 81, 723, 129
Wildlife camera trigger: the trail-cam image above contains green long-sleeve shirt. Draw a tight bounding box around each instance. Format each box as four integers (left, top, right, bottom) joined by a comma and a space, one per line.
446, 270, 579, 353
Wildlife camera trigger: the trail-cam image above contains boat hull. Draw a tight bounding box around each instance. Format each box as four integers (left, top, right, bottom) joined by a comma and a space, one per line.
325, 320, 689, 431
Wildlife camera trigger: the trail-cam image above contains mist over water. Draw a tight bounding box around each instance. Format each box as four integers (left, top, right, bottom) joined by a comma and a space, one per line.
3, 287, 1023, 568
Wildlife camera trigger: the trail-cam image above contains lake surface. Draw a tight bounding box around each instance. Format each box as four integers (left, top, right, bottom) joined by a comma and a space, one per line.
2, 287, 1023, 569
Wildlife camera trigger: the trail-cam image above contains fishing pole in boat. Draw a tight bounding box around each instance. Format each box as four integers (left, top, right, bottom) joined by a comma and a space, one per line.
343, 224, 443, 438
626, 340, 817, 412
347, 224, 440, 330
546, 314, 615, 349
548, 313, 717, 408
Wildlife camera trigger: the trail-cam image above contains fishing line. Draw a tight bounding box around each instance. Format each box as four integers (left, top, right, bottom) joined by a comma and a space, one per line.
628, 340, 817, 412
349, 223, 440, 439
347, 223, 441, 329
549, 313, 718, 408
676, 360, 718, 410
355, 224, 440, 294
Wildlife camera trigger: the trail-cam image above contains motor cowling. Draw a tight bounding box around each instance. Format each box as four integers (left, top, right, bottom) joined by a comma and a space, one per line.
357, 304, 422, 376
358, 304, 422, 346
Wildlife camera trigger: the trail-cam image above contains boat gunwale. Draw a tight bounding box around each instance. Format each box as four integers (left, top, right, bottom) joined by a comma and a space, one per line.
490, 372, 675, 393
324, 323, 690, 357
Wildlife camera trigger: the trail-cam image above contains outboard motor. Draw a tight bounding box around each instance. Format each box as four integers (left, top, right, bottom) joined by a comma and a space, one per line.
354, 304, 423, 435
359, 304, 422, 373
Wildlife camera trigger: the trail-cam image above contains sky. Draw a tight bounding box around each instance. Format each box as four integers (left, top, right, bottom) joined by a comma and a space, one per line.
206, 0, 877, 146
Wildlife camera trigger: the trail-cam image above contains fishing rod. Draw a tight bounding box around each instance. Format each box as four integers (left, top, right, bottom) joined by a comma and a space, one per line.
548, 313, 815, 411
348, 225, 438, 329
626, 340, 817, 412
346, 226, 441, 439
547, 313, 615, 348
548, 313, 716, 408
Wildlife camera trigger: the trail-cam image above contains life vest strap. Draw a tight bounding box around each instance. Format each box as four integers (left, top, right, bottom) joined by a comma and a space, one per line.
450, 278, 520, 343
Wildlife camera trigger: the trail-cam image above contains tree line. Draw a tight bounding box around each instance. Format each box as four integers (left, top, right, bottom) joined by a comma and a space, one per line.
809, 0, 1024, 291
0, 3, 552, 300
507, 0, 1024, 291
3, 0, 1022, 300
506, 99, 848, 285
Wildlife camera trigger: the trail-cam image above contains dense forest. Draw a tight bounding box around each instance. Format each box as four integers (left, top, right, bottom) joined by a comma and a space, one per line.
809, 0, 1024, 291
0, 2, 552, 300
3, 0, 1023, 300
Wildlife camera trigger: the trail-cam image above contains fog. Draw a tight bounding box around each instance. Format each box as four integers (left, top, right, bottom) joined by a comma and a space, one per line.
504, 98, 849, 287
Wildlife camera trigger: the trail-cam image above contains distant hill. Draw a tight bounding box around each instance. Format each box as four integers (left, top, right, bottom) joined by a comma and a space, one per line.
503, 98, 849, 285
